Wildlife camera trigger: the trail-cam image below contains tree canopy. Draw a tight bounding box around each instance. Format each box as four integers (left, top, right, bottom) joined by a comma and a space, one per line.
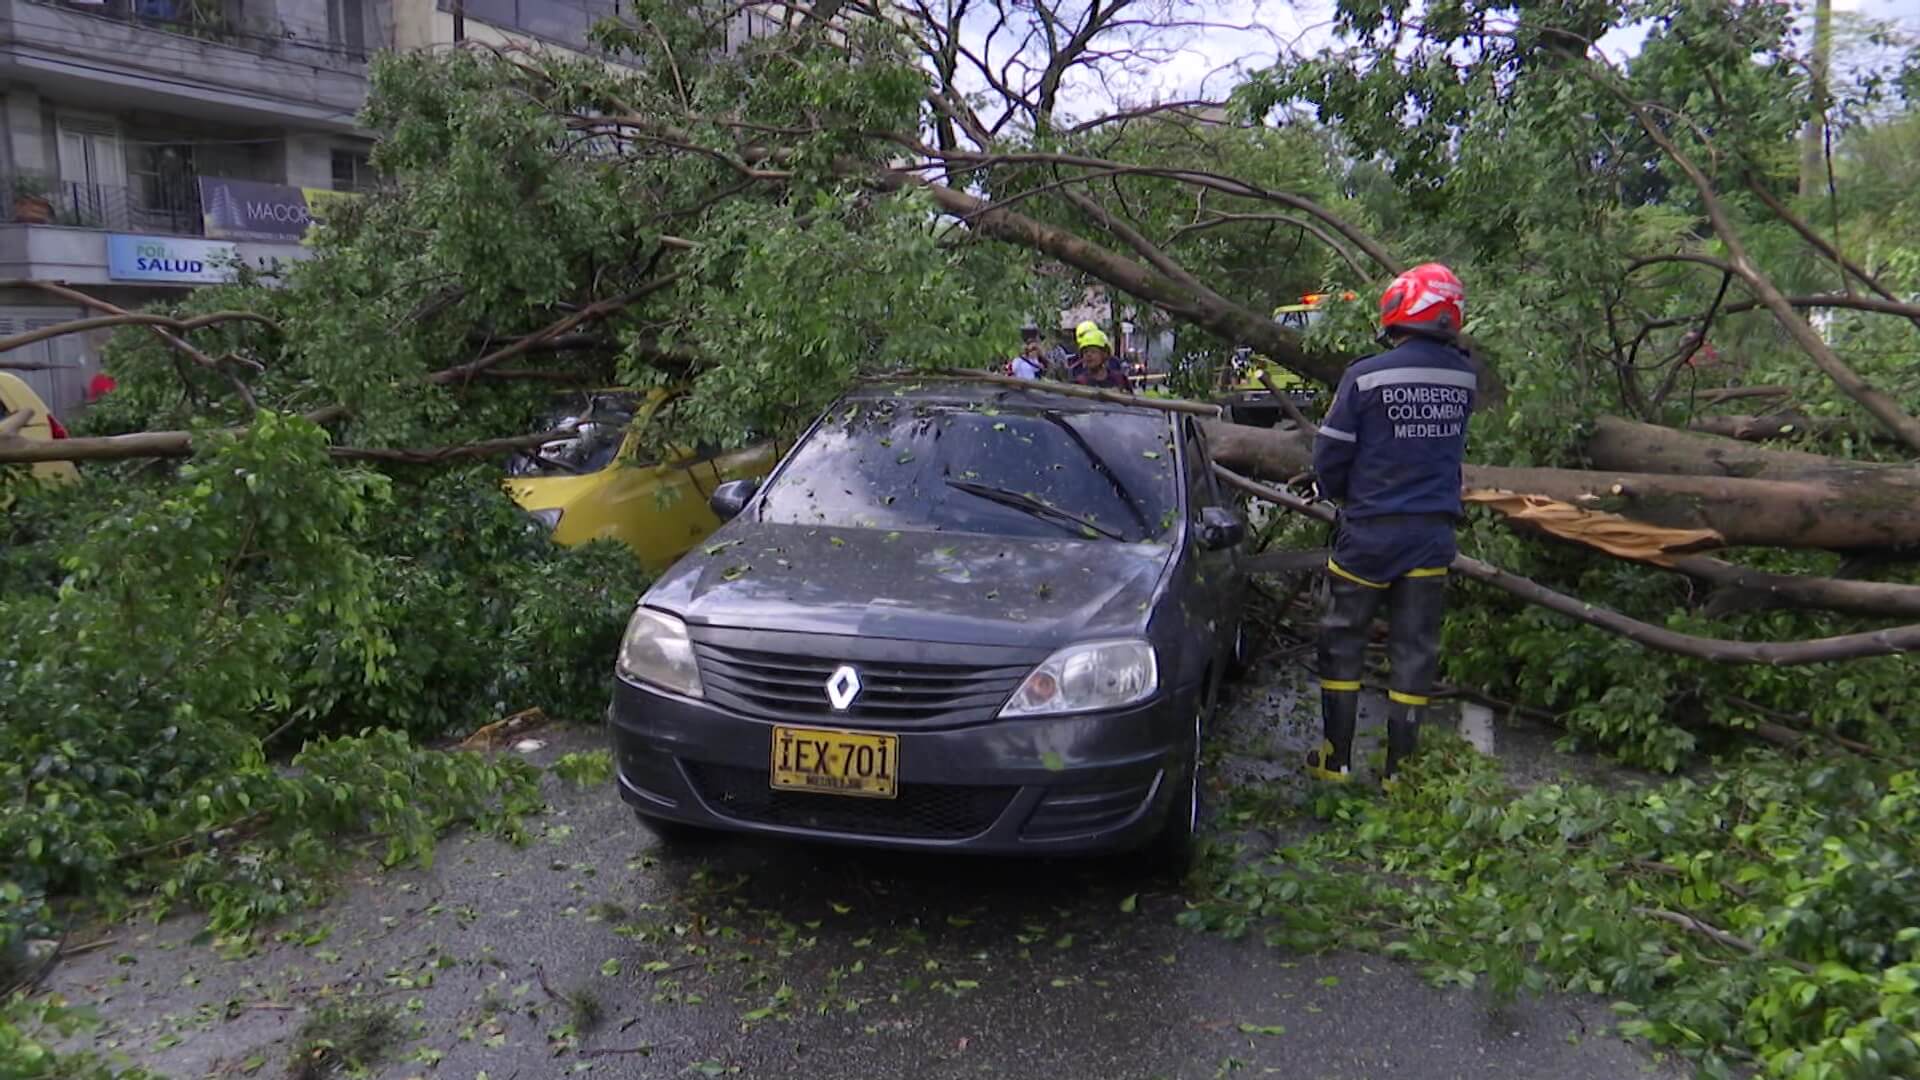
4, 2, 1920, 1075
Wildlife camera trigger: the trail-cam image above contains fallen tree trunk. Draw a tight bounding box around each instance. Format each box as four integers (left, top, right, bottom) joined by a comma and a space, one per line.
0, 407, 348, 463
1588, 415, 1916, 483
1215, 465, 1920, 666
1205, 419, 1920, 550
1684, 412, 1893, 443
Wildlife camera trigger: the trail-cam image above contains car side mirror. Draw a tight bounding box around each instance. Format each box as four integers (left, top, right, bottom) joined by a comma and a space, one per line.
709, 478, 759, 522
1198, 506, 1245, 551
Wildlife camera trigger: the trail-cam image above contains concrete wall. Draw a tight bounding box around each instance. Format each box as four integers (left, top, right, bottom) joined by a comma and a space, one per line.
0, 0, 371, 131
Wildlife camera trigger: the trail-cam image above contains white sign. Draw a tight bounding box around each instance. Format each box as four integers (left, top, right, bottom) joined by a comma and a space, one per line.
106, 235, 239, 284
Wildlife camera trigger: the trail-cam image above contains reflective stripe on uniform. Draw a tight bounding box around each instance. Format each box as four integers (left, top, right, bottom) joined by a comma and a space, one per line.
1327, 559, 1389, 589
1354, 367, 1478, 394
1321, 679, 1361, 692
1388, 690, 1429, 706
1317, 425, 1357, 443
1407, 566, 1449, 578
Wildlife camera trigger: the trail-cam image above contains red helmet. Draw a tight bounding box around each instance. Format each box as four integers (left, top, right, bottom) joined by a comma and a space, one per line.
1378, 263, 1465, 339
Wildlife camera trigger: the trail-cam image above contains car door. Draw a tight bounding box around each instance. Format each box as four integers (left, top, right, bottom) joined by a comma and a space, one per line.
590, 397, 716, 570
1180, 416, 1244, 671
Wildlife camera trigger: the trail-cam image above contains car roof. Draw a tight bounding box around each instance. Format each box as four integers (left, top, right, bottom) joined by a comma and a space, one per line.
842, 378, 1170, 418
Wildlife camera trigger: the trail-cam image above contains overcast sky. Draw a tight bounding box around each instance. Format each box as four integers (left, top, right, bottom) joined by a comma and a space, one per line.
1046, 0, 1920, 113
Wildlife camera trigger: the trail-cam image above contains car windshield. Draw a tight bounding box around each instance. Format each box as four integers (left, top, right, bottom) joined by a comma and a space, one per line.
757, 398, 1178, 542
506, 393, 638, 477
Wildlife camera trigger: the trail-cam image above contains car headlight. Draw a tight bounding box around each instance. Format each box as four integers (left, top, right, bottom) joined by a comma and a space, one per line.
526, 507, 563, 532
615, 607, 704, 698
999, 639, 1157, 717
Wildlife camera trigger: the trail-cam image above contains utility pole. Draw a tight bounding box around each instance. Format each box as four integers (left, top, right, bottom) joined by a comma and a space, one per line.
1799, 0, 1832, 198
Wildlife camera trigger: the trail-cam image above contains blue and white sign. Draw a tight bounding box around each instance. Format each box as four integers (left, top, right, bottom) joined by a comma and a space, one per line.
106, 235, 240, 284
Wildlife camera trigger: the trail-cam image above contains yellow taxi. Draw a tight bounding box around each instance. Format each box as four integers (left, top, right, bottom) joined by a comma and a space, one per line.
504, 389, 781, 571
0, 372, 78, 491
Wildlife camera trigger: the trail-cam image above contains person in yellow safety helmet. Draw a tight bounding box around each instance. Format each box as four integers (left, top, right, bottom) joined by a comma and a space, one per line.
1066, 321, 1132, 393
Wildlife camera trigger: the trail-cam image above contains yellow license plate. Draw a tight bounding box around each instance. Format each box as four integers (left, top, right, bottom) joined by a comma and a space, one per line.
770, 726, 899, 799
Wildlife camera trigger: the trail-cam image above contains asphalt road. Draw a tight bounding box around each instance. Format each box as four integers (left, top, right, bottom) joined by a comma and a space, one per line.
51, 679, 1677, 1080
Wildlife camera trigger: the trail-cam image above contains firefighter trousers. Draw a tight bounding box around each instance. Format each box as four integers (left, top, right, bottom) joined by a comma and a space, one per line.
1314, 565, 1448, 777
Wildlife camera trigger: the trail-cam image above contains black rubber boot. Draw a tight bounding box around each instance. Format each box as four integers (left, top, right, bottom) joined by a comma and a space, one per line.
1311, 573, 1383, 783
1308, 690, 1360, 783
1383, 702, 1420, 781
1382, 572, 1448, 786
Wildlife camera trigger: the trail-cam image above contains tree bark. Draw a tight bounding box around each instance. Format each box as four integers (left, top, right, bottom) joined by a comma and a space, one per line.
881, 168, 1355, 387
1208, 418, 1920, 550
1626, 105, 1920, 453
0, 407, 349, 463
1687, 412, 1822, 441
1587, 415, 1910, 482
1669, 555, 1920, 619
1214, 465, 1920, 665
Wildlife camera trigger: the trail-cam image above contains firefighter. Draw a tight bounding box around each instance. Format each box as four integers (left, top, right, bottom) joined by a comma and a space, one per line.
1306, 263, 1476, 787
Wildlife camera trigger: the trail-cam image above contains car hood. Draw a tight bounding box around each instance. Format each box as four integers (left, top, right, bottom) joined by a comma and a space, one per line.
646, 521, 1172, 648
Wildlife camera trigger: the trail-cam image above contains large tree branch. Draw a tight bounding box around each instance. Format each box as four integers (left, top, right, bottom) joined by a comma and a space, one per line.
879, 165, 1346, 384
0, 274, 680, 465
0, 407, 348, 463
1066, 99, 1227, 134
1214, 466, 1920, 666
1167, 211, 1371, 280
1623, 103, 1920, 453
894, 142, 1403, 275
1667, 555, 1920, 620
1638, 292, 1920, 333
427, 272, 684, 386
1745, 177, 1920, 330
0, 312, 273, 366
1208, 418, 1920, 550
328, 425, 578, 464
1058, 187, 1209, 296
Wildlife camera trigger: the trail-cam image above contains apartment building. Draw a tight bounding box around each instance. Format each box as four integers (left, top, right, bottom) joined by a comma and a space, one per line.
0, 0, 701, 415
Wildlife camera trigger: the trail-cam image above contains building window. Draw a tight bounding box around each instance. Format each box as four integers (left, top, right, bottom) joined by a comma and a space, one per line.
129, 143, 201, 235
330, 149, 372, 193
327, 0, 368, 54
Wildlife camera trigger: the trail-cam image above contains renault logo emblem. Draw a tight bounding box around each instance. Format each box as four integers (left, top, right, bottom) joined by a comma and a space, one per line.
825, 665, 861, 711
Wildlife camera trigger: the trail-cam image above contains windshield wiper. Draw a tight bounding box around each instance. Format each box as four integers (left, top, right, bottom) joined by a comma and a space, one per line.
944, 479, 1126, 541
1039, 410, 1151, 537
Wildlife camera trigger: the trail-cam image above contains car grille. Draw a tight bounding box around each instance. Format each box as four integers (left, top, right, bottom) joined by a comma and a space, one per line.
1021, 776, 1160, 839
683, 762, 1016, 840
691, 643, 1032, 727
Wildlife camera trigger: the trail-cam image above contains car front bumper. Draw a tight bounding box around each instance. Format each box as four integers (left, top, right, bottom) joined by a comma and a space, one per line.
606, 676, 1200, 856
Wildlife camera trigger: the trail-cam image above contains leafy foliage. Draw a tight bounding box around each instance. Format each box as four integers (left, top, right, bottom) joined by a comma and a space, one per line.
1186, 740, 1920, 1077
4, 4, 1920, 1074
0, 417, 618, 993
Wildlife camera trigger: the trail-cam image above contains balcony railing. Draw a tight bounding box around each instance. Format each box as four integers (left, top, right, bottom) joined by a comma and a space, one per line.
34, 0, 388, 62
2, 174, 204, 237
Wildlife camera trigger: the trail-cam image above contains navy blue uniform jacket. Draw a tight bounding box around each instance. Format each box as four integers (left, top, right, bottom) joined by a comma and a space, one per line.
1312, 337, 1477, 581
